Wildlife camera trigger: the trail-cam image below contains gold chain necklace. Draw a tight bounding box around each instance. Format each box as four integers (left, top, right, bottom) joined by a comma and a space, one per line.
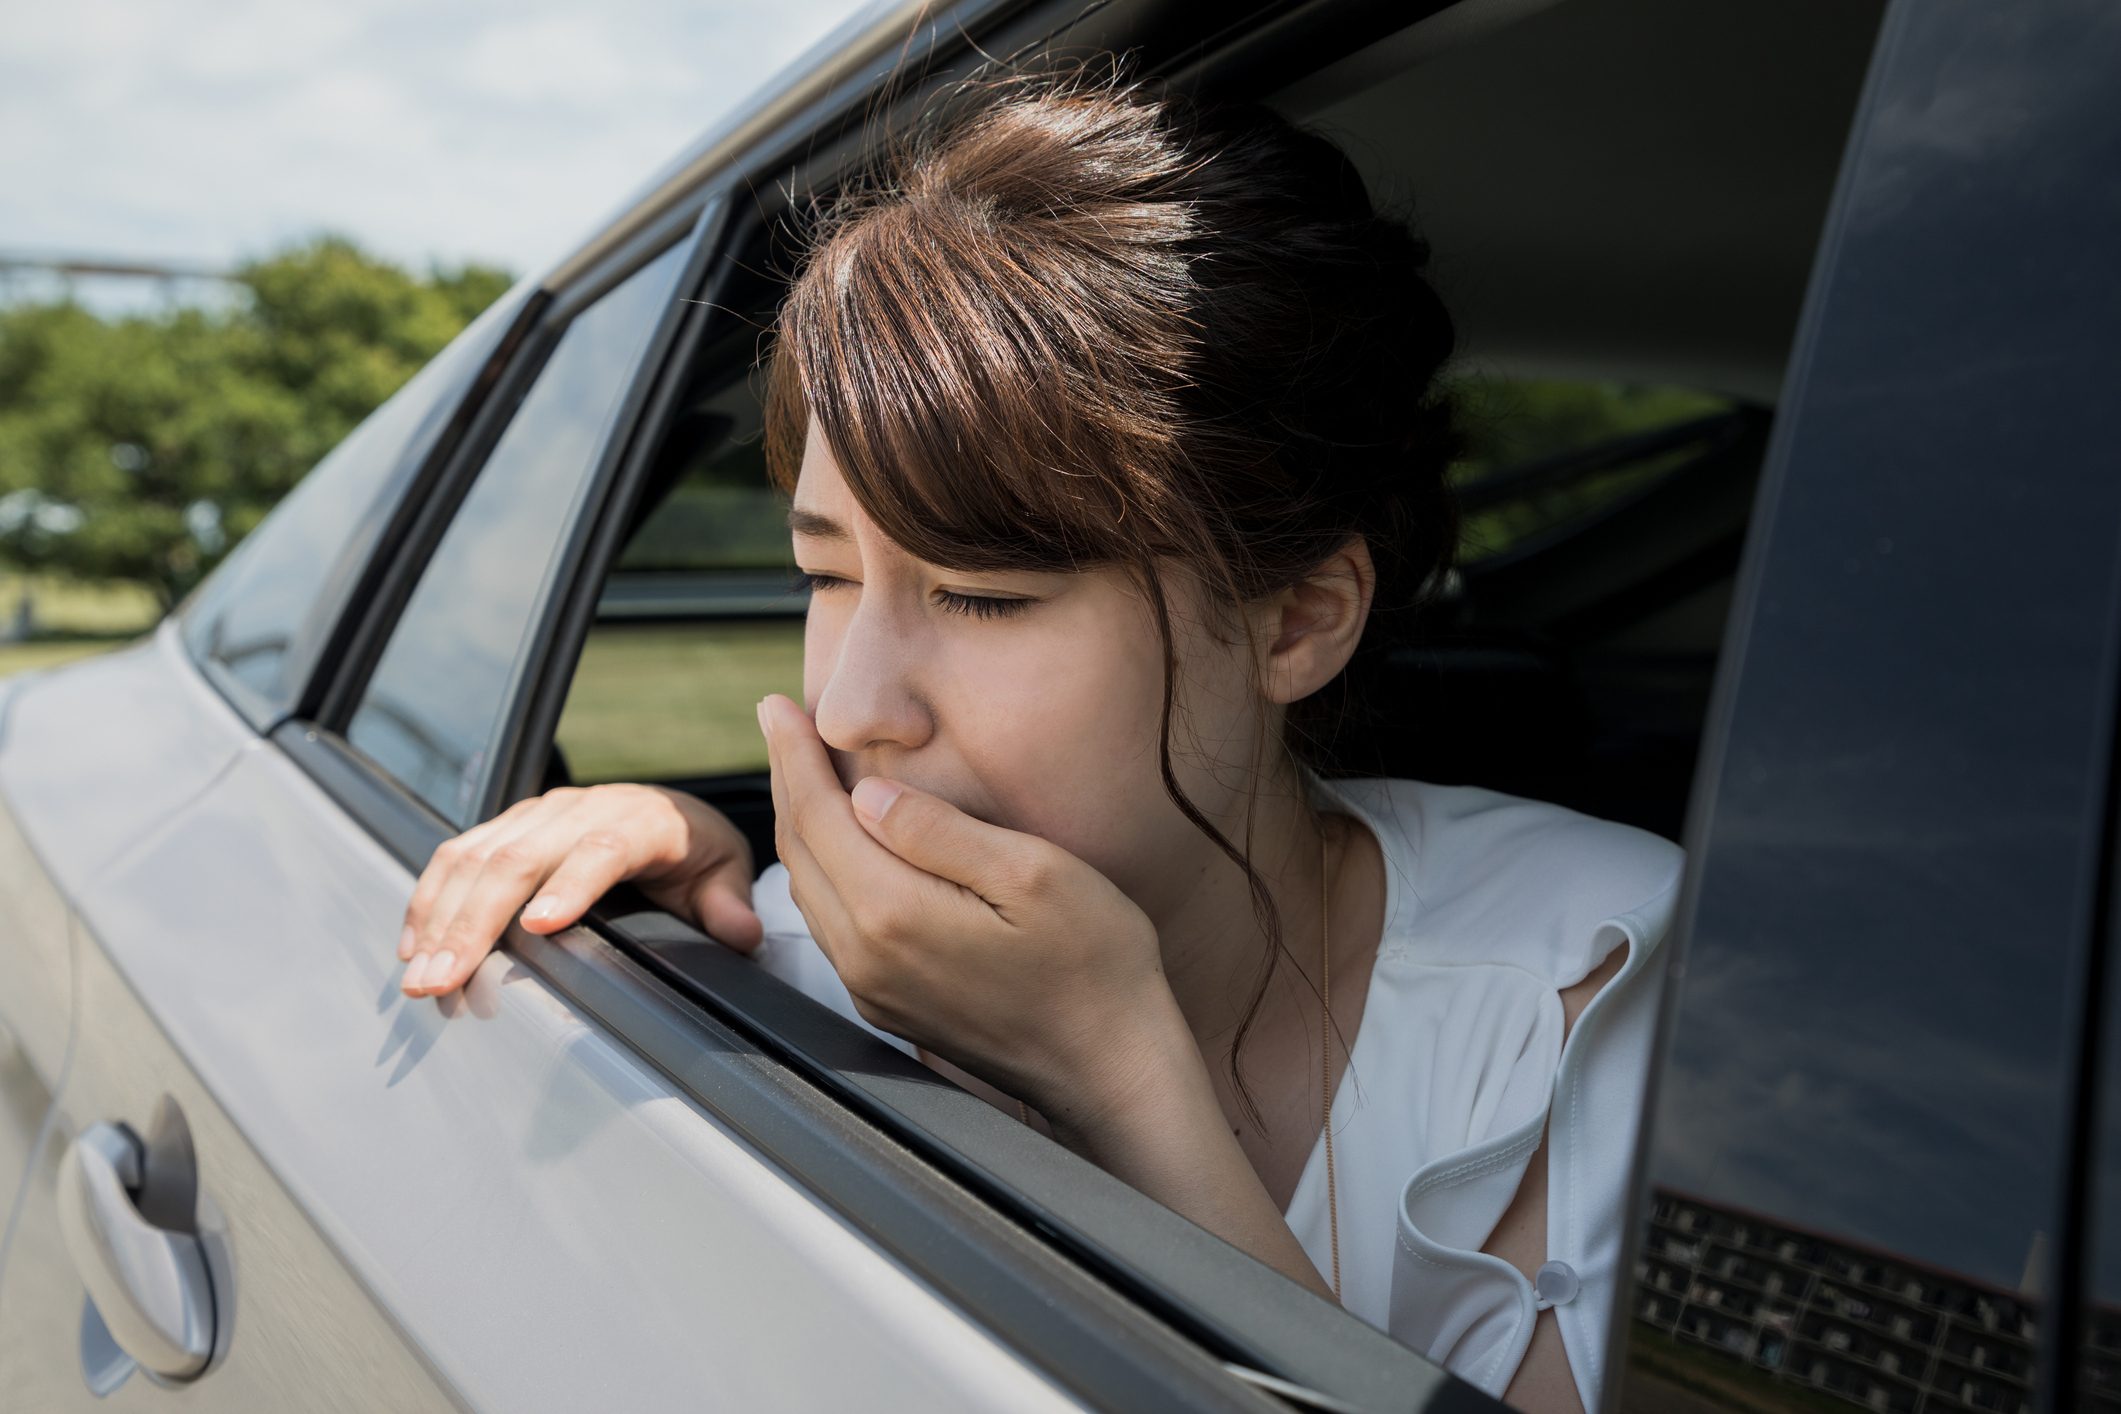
1017, 825, 1342, 1305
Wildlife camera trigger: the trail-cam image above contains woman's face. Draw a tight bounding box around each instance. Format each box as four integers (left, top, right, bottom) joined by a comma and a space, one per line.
789, 421, 1271, 914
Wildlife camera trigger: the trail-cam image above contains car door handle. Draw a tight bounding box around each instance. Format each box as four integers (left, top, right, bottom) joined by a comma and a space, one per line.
55, 1120, 215, 1381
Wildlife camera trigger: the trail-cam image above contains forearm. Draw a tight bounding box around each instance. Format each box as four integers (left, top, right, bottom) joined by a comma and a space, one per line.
1039, 995, 1340, 1307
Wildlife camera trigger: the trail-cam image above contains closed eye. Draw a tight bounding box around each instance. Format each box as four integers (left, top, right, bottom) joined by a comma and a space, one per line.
790, 569, 852, 595
790, 570, 1036, 620
933, 589, 1035, 620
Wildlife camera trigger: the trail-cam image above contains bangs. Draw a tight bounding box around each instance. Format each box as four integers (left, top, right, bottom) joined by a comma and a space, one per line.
762, 109, 1208, 575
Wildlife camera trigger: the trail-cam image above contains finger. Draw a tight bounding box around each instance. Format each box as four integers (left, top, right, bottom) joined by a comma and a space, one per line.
407, 806, 583, 997
760, 700, 869, 958
415, 805, 610, 996
691, 856, 764, 953
759, 693, 910, 903
849, 776, 1056, 914
776, 826, 930, 1042
765, 740, 851, 969
409, 795, 565, 951
512, 817, 666, 937
402, 793, 554, 957
762, 695, 791, 838
774, 825, 857, 969
765, 714, 973, 1004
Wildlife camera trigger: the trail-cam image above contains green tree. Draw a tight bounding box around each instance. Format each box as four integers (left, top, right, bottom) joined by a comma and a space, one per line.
0, 236, 511, 609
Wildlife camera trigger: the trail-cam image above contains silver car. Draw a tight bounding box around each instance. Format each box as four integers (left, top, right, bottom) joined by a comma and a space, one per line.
8, 0, 2116, 1410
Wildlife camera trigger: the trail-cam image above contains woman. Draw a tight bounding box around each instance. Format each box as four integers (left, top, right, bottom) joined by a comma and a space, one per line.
393, 62, 1683, 1414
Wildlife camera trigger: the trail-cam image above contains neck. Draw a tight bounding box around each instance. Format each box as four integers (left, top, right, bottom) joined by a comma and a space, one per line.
1145, 758, 1335, 1069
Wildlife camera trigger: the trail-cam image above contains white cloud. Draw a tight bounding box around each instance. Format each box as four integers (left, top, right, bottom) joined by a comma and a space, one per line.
0, 0, 878, 292
461, 15, 685, 107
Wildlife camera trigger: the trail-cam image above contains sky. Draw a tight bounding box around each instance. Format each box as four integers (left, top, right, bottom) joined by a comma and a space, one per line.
0, 0, 879, 306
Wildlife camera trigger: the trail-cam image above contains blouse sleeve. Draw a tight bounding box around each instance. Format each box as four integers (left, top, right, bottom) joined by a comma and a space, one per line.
1375, 958, 1567, 1397
1380, 867, 1683, 1414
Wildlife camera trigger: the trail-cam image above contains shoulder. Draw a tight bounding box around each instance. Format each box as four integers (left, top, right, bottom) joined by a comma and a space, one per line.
1329, 775, 1686, 988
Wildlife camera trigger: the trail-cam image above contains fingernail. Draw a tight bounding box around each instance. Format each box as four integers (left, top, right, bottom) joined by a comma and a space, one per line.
431, 951, 456, 987
404, 954, 431, 991
523, 897, 559, 923
397, 925, 416, 961
851, 777, 903, 822
756, 699, 773, 740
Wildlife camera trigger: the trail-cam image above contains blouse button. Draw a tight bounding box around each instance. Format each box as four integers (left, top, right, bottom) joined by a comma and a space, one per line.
1534, 1260, 1581, 1308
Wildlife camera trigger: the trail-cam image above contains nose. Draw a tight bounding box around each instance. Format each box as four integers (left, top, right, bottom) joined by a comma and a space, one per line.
810, 596, 934, 759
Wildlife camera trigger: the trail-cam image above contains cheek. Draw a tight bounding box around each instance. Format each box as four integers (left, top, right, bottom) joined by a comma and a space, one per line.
936, 602, 1178, 877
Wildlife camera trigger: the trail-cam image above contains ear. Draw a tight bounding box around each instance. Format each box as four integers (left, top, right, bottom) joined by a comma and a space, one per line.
1251, 536, 1376, 705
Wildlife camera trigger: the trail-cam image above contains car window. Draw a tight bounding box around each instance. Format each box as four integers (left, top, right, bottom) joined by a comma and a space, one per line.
551, 397, 802, 785
1618, 374, 2106, 1410
1330, 375, 1769, 842
347, 242, 687, 824
177, 279, 533, 728
1619, 0, 2121, 1400
1447, 375, 1743, 563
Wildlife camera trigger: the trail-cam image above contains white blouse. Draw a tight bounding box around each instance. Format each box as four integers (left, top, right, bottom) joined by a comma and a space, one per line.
747, 772, 1685, 1414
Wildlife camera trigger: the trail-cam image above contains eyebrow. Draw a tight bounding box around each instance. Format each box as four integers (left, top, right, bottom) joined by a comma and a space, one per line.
787, 506, 849, 542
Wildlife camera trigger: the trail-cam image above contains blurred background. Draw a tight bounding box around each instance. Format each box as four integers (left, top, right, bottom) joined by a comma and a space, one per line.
0, 0, 874, 676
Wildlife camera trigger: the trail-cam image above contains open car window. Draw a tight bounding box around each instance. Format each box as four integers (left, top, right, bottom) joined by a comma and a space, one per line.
551, 391, 802, 788
1449, 377, 1748, 564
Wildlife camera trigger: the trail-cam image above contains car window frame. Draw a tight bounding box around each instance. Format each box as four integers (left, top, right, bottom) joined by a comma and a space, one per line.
2072, 740, 2121, 1410
333, 224, 703, 824
309, 202, 700, 746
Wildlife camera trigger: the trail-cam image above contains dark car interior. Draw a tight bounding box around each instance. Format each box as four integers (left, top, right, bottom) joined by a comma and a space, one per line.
544, 0, 1886, 870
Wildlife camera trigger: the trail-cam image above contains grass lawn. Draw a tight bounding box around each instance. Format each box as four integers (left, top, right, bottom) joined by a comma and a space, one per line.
555, 620, 805, 782
0, 573, 161, 635
0, 574, 161, 681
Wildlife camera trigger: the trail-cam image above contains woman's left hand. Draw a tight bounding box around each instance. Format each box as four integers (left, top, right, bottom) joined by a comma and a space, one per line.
758, 693, 1182, 1129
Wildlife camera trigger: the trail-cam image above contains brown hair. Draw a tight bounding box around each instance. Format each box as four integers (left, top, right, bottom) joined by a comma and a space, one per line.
760, 57, 1460, 1130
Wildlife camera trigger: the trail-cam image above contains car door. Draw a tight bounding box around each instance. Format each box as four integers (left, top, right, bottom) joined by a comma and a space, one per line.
0, 201, 1097, 1412
0, 273, 530, 1334
1613, 0, 2121, 1409
0, 669, 73, 1281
